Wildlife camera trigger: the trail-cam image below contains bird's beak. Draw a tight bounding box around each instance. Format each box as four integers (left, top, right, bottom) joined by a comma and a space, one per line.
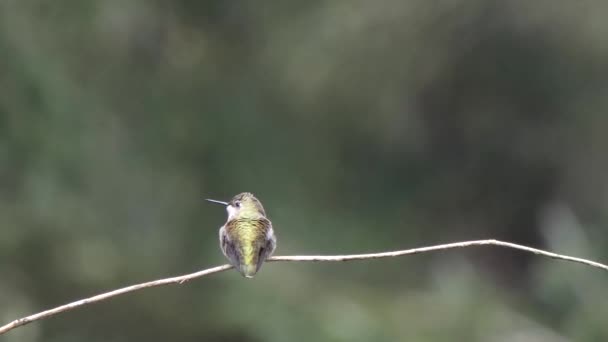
205, 198, 229, 206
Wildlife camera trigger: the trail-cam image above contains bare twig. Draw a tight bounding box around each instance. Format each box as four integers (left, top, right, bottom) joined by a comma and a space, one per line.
1, 239, 606, 335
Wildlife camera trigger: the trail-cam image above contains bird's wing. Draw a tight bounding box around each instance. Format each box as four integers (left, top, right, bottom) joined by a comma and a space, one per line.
220, 226, 241, 268
256, 223, 276, 272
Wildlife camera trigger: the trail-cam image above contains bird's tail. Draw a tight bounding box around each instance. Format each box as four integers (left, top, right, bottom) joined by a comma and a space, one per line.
239, 263, 258, 278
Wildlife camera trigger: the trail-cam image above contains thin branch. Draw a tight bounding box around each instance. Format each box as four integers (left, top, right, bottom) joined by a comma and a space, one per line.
1, 239, 606, 335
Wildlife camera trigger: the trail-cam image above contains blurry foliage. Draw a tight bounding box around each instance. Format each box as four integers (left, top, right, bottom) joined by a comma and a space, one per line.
1, 1, 608, 341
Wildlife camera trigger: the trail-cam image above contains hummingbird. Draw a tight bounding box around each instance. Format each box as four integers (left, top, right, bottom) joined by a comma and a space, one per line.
206, 192, 277, 278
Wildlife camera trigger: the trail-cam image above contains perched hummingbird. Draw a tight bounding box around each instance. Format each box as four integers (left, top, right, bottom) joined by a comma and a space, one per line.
206, 192, 277, 278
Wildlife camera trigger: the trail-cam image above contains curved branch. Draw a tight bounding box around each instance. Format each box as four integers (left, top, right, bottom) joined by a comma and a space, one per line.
1, 239, 606, 335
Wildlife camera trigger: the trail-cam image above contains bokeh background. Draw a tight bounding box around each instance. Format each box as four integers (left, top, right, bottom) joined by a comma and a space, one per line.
1, 1, 608, 341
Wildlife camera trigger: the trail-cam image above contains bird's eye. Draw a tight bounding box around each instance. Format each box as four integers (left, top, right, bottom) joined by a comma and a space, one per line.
234, 201, 241, 208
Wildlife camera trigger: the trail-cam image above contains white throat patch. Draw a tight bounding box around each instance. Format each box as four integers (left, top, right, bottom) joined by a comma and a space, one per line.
226, 205, 237, 220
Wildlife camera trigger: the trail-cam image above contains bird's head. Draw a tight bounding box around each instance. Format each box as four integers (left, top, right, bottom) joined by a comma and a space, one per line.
206, 192, 266, 220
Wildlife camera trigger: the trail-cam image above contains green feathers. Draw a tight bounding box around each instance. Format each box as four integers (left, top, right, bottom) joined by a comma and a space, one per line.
226, 218, 272, 266
211, 193, 277, 278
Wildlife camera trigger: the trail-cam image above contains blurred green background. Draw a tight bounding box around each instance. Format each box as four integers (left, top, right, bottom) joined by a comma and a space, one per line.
1, 1, 608, 341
